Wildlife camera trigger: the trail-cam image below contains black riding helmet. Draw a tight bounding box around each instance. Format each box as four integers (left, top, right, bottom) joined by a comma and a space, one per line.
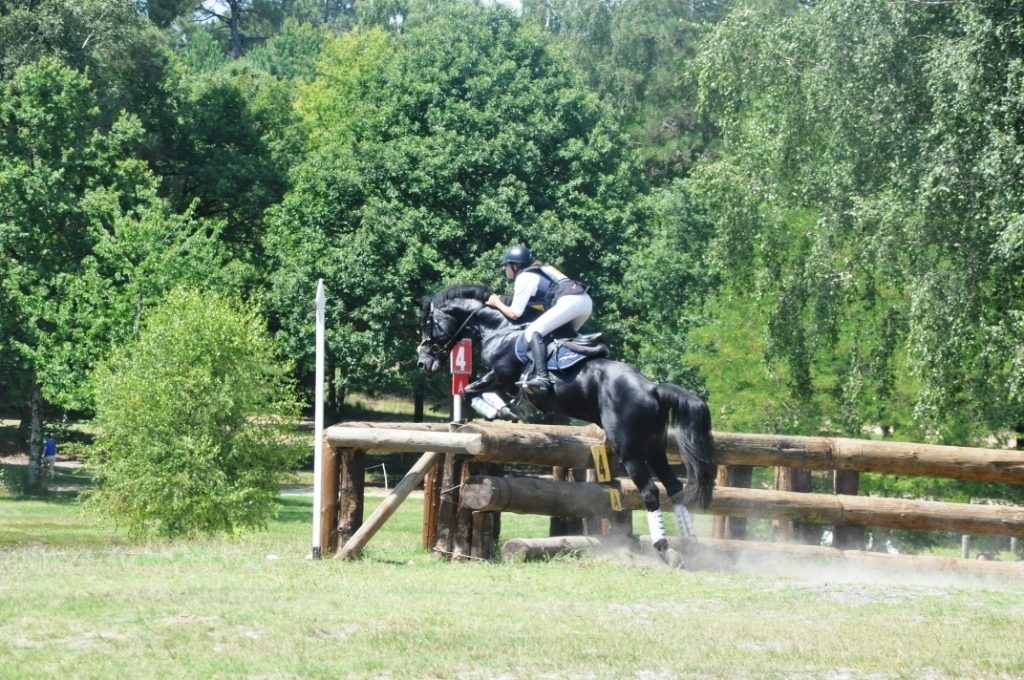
500, 245, 533, 268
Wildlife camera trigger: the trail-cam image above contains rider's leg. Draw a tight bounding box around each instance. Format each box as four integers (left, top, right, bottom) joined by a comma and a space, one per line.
567, 293, 593, 332
525, 333, 551, 392
526, 294, 592, 340
523, 294, 593, 393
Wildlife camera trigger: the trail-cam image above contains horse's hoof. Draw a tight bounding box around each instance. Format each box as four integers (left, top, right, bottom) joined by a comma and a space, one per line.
663, 548, 685, 569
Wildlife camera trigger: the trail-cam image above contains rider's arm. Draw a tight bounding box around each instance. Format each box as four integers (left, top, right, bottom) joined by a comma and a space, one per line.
486, 294, 520, 320
488, 271, 539, 320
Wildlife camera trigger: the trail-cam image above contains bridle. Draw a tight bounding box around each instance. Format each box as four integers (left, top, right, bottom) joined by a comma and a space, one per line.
419, 302, 485, 358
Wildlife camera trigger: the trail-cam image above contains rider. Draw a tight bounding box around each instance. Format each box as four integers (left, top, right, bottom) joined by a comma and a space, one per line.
485, 245, 592, 394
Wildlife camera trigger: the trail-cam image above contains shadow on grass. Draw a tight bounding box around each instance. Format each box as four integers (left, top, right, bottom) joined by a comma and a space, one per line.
274, 496, 312, 524
0, 463, 87, 505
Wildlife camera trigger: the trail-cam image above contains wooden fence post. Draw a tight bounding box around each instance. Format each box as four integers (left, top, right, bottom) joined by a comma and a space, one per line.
549, 466, 571, 537
833, 470, 865, 549
421, 463, 443, 550
715, 465, 752, 539
320, 444, 340, 554
337, 448, 366, 551
433, 453, 464, 557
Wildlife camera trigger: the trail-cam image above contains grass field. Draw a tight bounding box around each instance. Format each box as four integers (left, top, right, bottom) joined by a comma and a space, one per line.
3, 479, 1024, 680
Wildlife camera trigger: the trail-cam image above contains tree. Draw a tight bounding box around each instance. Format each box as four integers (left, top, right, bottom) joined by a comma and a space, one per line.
264, 2, 645, 403
521, 0, 724, 182
245, 16, 327, 80
152, 44, 295, 270
0, 57, 228, 488
690, 1, 1024, 444
0, 0, 175, 133
175, 1, 335, 59
603, 179, 716, 392
87, 289, 301, 538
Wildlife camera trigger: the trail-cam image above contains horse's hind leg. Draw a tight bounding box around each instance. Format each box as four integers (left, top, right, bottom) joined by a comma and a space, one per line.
648, 449, 698, 542
621, 456, 672, 554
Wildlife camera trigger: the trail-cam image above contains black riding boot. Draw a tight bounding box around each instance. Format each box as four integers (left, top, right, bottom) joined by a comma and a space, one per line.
525, 334, 553, 394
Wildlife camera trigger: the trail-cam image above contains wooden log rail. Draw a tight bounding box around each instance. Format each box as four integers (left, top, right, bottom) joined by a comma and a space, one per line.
712, 433, 1024, 485
325, 422, 601, 468
324, 422, 1024, 484
462, 475, 1024, 537
321, 421, 1024, 559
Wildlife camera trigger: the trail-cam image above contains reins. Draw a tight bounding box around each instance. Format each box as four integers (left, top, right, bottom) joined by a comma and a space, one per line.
420, 303, 487, 357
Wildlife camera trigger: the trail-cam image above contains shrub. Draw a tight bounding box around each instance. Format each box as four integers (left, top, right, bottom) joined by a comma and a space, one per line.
87, 289, 302, 538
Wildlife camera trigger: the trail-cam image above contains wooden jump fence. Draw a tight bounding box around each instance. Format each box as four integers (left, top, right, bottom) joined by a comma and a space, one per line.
318, 420, 1024, 576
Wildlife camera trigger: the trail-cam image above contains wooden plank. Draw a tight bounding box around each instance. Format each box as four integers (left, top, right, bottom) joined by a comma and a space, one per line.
724, 465, 752, 540
463, 475, 618, 518
712, 466, 729, 539
833, 469, 865, 549
453, 460, 476, 559
420, 463, 442, 550
469, 462, 502, 560
709, 432, 1024, 484
433, 453, 463, 556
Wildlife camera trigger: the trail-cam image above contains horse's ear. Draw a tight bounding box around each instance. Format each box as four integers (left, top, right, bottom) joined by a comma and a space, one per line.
419, 295, 431, 311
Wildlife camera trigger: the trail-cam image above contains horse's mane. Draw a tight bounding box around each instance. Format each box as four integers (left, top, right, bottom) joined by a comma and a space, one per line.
430, 284, 491, 306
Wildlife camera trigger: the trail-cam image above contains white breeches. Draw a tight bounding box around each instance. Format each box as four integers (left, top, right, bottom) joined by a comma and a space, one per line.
524, 293, 593, 340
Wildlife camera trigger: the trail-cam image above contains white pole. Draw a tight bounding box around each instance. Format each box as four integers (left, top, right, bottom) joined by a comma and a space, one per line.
311, 279, 326, 560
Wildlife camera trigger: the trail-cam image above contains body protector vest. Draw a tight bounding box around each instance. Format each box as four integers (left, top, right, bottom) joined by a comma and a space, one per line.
522, 265, 587, 313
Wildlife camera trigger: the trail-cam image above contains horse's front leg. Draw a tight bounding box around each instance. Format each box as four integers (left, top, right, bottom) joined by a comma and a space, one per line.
463, 371, 500, 400
464, 372, 519, 422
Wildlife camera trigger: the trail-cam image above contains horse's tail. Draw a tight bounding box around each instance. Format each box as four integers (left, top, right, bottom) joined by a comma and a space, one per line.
654, 383, 716, 509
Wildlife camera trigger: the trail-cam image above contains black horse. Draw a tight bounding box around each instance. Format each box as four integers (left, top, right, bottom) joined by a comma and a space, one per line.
417, 284, 716, 558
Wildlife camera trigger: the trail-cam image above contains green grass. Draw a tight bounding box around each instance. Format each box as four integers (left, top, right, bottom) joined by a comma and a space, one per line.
3, 486, 1024, 679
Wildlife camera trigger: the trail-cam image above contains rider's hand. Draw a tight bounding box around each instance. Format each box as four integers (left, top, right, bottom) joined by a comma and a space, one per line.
486, 294, 503, 308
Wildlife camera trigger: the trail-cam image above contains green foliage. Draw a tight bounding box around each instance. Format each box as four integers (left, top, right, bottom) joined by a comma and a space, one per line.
265, 3, 645, 395
245, 17, 327, 80
690, 0, 1024, 443
604, 180, 715, 391
86, 289, 302, 538
0, 57, 230, 414
158, 52, 294, 265
0, 0, 175, 132
522, 0, 722, 181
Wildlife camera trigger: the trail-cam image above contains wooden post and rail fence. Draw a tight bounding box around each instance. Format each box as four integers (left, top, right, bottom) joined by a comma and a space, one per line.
319, 419, 1024, 576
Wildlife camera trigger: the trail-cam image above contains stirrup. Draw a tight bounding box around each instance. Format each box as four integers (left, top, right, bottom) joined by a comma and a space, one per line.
524, 376, 553, 394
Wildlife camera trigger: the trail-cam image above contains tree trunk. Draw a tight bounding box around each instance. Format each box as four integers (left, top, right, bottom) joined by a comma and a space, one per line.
413, 387, 424, 423
25, 375, 43, 490
327, 359, 343, 423
229, 0, 242, 59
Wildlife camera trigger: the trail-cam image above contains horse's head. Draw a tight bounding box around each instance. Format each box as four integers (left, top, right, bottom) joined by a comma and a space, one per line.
416, 284, 491, 373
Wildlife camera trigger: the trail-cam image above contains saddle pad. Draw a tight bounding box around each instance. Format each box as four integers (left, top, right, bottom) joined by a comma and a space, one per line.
514, 333, 590, 372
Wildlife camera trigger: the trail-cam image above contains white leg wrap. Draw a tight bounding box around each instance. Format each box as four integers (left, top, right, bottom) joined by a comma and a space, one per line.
674, 503, 696, 540
647, 510, 667, 544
